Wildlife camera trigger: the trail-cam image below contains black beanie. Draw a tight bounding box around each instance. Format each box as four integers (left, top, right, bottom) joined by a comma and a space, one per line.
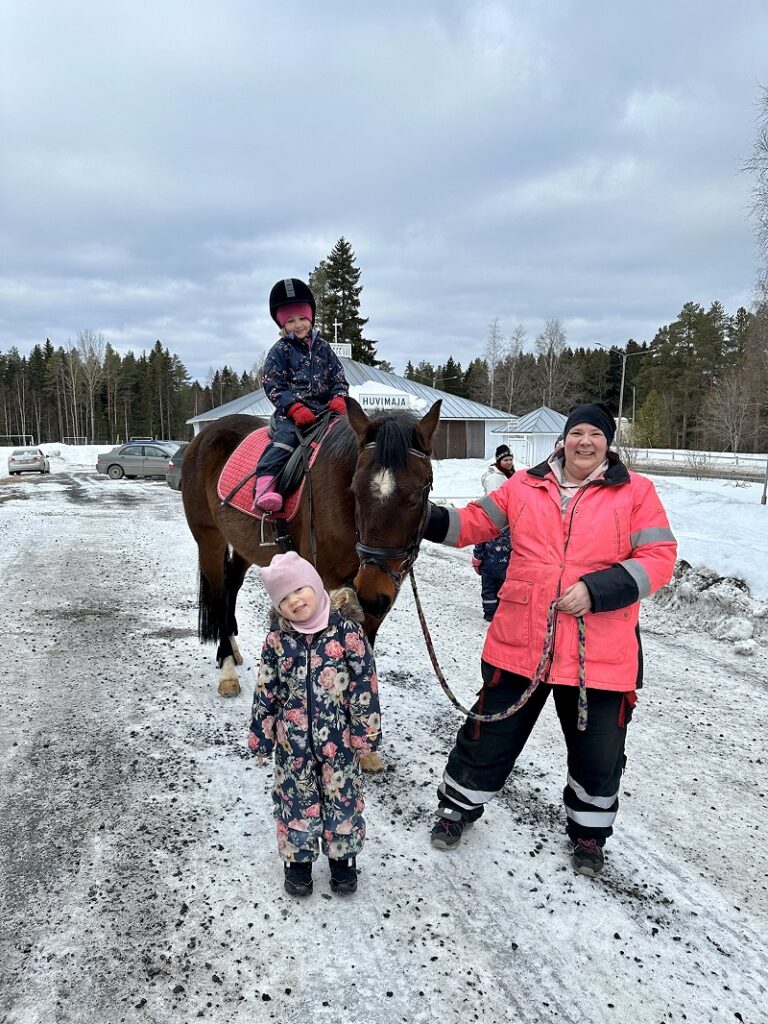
563, 402, 616, 447
494, 444, 511, 461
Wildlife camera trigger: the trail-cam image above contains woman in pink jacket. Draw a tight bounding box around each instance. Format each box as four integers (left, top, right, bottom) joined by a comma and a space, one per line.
423, 402, 677, 875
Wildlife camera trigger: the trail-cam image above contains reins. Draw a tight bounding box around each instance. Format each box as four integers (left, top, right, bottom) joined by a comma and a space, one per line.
409, 572, 588, 731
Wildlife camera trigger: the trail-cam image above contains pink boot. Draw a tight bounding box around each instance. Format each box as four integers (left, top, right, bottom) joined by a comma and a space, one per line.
252, 477, 283, 512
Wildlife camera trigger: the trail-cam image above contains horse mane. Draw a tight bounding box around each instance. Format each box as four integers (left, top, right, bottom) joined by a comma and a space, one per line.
323, 410, 423, 471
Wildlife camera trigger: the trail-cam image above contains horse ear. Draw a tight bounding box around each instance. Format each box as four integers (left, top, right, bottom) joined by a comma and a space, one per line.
345, 396, 371, 440
417, 400, 442, 449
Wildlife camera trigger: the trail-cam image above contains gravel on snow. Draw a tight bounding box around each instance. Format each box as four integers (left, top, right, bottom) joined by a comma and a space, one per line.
0, 470, 766, 1024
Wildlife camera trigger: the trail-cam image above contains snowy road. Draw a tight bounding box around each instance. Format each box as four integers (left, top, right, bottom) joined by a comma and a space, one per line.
0, 471, 766, 1024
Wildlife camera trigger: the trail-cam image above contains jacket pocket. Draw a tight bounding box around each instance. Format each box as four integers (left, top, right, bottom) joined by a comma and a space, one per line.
496, 578, 533, 647
584, 606, 632, 664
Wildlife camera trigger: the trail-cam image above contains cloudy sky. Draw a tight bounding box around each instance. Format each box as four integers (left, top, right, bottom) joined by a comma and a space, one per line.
2, 1, 767, 382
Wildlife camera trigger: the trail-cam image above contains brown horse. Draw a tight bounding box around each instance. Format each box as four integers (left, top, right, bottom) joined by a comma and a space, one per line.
181, 396, 441, 701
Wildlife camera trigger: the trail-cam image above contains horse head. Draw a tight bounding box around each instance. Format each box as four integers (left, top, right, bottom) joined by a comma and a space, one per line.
345, 397, 441, 638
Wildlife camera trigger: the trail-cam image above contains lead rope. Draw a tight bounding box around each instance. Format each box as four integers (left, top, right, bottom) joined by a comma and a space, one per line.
409, 572, 588, 730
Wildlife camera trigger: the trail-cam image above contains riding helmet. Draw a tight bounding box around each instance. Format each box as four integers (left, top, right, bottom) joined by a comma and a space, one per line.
269, 278, 316, 325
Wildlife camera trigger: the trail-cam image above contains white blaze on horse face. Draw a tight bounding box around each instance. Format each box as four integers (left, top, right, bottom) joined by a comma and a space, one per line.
370, 468, 396, 501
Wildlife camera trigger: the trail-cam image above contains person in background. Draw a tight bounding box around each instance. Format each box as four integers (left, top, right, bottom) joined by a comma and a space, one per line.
252, 278, 349, 512
422, 403, 677, 876
472, 445, 515, 621
249, 552, 381, 897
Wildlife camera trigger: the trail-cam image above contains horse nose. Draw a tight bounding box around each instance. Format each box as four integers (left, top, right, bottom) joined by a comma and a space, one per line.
360, 592, 392, 620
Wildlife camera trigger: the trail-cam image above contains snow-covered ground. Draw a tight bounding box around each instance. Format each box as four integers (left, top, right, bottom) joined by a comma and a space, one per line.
0, 452, 766, 1024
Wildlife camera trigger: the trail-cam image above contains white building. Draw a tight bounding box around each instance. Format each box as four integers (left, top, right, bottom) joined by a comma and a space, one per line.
188, 357, 512, 460
491, 405, 567, 468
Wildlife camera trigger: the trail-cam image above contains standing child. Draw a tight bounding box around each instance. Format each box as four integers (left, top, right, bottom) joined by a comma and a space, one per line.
249, 552, 381, 897
252, 278, 350, 512
472, 445, 515, 621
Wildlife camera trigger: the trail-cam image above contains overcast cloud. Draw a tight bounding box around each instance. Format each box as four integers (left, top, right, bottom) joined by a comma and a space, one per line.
1, 1, 766, 381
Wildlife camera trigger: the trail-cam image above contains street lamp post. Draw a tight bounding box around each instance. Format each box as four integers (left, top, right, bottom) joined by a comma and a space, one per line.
616, 349, 649, 450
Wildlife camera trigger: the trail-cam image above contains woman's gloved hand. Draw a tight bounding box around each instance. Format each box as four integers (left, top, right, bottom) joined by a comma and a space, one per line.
422, 502, 450, 543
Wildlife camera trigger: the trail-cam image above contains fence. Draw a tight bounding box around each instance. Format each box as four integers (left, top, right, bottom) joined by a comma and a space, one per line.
628, 448, 767, 470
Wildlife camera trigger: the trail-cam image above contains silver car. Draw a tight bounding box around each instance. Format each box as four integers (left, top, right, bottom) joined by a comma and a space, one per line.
166, 442, 188, 491
7, 447, 51, 475
96, 442, 177, 480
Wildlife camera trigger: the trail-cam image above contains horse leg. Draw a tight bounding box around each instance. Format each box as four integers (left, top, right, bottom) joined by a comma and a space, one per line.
225, 551, 250, 667
197, 533, 241, 697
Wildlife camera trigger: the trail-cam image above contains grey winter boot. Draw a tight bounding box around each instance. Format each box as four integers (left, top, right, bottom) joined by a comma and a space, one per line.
571, 838, 605, 876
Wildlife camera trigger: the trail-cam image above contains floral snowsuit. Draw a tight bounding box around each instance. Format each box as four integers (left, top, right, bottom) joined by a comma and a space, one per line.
248, 595, 381, 863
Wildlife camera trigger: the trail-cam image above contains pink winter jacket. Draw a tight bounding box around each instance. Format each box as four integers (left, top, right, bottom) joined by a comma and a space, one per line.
445, 456, 677, 692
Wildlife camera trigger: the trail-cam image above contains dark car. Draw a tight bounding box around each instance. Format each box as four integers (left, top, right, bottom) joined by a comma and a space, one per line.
166, 442, 188, 491
96, 442, 178, 480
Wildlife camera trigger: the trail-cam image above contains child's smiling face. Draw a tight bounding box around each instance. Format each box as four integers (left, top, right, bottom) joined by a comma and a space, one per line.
282, 315, 312, 340
278, 585, 318, 622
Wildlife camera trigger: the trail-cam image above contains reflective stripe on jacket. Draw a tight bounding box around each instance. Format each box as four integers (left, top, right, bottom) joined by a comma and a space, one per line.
445, 455, 677, 691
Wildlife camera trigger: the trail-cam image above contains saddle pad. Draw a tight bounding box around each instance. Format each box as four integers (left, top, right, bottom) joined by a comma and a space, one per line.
216, 427, 315, 522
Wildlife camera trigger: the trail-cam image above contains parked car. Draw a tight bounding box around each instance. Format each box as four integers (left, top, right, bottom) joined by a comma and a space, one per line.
96, 442, 178, 480
7, 447, 51, 475
166, 442, 188, 491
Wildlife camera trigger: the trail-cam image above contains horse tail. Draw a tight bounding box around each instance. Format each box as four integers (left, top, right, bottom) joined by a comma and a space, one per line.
197, 568, 221, 645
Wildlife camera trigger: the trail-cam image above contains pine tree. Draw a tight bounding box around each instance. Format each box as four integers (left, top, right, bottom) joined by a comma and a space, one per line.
464, 358, 490, 403
312, 238, 376, 364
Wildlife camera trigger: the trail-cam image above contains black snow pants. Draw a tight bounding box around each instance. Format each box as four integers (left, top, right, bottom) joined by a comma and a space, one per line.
436, 660, 635, 843
479, 572, 505, 621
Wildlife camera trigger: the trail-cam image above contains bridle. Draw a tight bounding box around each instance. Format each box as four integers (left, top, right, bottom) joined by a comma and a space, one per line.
354, 442, 433, 593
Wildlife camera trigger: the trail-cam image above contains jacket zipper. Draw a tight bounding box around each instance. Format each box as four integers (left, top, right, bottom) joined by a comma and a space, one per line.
549, 484, 592, 674
303, 635, 318, 761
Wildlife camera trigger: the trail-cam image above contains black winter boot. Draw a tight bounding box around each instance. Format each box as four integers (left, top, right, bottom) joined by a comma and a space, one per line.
329, 857, 358, 895
284, 861, 313, 897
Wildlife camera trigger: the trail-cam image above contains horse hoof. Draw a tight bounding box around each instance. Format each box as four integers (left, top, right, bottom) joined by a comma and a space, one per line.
217, 656, 241, 697
359, 752, 385, 774
218, 677, 241, 697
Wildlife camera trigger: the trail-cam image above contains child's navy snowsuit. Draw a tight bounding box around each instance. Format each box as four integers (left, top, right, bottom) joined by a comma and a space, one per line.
256, 329, 348, 482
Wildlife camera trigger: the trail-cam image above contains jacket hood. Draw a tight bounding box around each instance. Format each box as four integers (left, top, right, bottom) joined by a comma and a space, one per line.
268, 585, 365, 632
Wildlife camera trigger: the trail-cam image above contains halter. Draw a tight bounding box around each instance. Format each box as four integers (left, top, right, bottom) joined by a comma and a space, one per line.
354, 442, 433, 593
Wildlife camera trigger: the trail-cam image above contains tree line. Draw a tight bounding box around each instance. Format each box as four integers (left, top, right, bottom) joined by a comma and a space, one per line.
0, 334, 262, 445
405, 300, 768, 453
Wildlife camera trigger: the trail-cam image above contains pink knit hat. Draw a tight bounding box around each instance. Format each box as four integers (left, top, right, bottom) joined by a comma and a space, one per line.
275, 302, 313, 328
259, 552, 330, 634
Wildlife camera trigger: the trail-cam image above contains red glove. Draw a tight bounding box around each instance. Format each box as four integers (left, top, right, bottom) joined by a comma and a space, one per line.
472, 558, 482, 575
329, 396, 347, 415
287, 403, 317, 427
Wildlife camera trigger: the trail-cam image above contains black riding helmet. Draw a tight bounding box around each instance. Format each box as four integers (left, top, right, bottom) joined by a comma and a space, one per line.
268, 278, 317, 325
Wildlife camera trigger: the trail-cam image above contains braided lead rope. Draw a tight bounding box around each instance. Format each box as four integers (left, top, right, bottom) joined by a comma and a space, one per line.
409, 572, 588, 729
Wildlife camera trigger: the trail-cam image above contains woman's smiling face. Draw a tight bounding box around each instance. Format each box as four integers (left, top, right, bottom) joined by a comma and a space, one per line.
563, 423, 609, 481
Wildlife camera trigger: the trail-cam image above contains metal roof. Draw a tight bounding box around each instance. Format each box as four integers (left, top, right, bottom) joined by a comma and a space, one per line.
491, 405, 567, 435
187, 357, 511, 425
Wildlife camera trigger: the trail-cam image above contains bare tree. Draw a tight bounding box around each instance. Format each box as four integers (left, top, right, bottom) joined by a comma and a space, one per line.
485, 319, 505, 408
497, 324, 526, 411
62, 347, 82, 438
745, 84, 768, 280
535, 318, 570, 408
703, 371, 752, 451
77, 329, 105, 442
251, 348, 268, 389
